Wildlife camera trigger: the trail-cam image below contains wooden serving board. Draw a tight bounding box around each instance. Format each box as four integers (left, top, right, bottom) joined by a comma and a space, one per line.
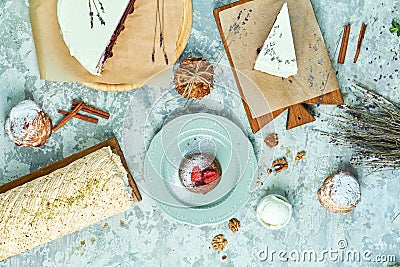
0, 138, 142, 203
81, 0, 193, 92
214, 0, 343, 133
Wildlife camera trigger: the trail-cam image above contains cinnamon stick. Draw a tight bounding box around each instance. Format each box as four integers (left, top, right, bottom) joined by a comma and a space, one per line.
53, 102, 84, 132
58, 110, 99, 124
353, 23, 367, 63
338, 24, 351, 64
71, 101, 110, 119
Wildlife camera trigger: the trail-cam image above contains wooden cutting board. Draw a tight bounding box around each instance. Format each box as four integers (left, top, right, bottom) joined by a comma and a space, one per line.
214, 0, 343, 132
0, 138, 142, 203
81, 0, 193, 92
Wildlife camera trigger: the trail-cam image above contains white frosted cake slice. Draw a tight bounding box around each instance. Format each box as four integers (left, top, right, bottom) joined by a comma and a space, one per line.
57, 0, 135, 75
254, 3, 298, 78
0, 147, 137, 262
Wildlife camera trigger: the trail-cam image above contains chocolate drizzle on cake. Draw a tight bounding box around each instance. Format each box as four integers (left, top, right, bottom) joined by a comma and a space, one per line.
100, 0, 136, 68
58, 0, 136, 75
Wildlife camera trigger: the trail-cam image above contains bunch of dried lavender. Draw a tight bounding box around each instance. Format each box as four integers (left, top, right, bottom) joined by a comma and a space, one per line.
88, 0, 105, 28
322, 82, 400, 169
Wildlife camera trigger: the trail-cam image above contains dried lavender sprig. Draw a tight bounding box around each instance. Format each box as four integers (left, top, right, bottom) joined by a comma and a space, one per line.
329, 109, 400, 136
164, 50, 169, 65
92, 0, 105, 26
151, 48, 155, 62
321, 83, 400, 170
97, 0, 105, 13
326, 117, 400, 148
392, 212, 400, 223
354, 81, 400, 110
89, 0, 94, 28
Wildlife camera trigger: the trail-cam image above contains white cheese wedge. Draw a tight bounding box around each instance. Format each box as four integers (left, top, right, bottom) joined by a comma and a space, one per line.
253, 3, 298, 78
57, 0, 132, 75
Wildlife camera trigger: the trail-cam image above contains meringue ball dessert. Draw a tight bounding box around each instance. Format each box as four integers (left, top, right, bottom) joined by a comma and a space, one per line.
318, 171, 361, 213
257, 194, 292, 229
178, 152, 222, 194
4, 100, 52, 147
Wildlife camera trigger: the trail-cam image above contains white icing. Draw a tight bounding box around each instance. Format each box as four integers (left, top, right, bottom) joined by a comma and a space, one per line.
254, 3, 298, 78
0, 147, 133, 261
325, 172, 361, 208
57, 0, 131, 75
257, 195, 292, 228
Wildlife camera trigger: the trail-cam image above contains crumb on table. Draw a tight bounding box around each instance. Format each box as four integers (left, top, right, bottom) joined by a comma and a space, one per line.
295, 151, 306, 161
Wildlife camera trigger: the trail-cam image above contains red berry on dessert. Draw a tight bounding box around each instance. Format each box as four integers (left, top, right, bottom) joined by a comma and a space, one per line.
191, 166, 203, 183
203, 169, 219, 184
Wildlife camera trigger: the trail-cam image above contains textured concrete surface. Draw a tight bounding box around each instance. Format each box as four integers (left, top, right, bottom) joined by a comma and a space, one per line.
1, 0, 400, 266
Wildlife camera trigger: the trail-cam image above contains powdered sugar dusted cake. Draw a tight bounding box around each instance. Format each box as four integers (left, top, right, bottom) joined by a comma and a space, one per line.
318, 171, 361, 213
0, 147, 135, 262
4, 100, 52, 147
57, 0, 135, 75
179, 153, 222, 195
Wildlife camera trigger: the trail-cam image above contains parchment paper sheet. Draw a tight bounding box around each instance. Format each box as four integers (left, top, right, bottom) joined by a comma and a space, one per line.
30, 0, 183, 84
219, 0, 339, 117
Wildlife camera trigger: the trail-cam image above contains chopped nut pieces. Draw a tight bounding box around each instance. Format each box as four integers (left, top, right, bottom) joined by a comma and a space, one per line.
228, 218, 241, 233
255, 179, 264, 187
211, 234, 228, 251
264, 133, 279, 148
222, 255, 227, 260
295, 151, 306, 161
272, 158, 288, 173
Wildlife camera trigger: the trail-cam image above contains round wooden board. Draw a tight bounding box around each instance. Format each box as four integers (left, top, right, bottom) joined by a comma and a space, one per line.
81, 0, 192, 92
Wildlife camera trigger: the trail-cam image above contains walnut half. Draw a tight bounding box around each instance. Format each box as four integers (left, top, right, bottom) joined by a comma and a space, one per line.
272, 158, 288, 173
228, 218, 241, 233
211, 234, 228, 251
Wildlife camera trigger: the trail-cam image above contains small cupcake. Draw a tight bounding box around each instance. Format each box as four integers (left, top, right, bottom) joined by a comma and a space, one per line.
318, 171, 361, 213
173, 57, 214, 99
4, 100, 52, 147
